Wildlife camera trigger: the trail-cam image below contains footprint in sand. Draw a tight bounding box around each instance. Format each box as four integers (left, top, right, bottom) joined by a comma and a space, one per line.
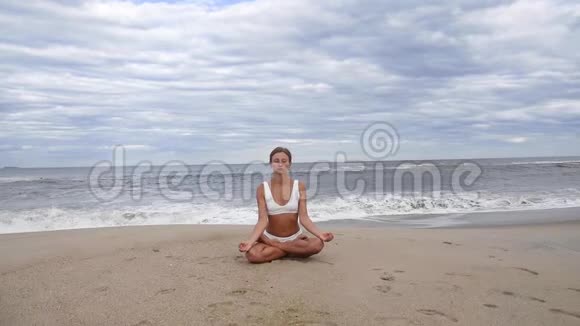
132, 320, 153, 326
207, 301, 234, 308
245, 314, 265, 323
155, 288, 176, 296
374, 285, 402, 296
92, 286, 109, 294
286, 307, 300, 314
490, 246, 509, 252
549, 308, 580, 319
445, 272, 472, 278
528, 297, 546, 303
227, 288, 266, 296
434, 282, 462, 293
498, 290, 546, 303
152, 248, 160, 253
314, 310, 331, 316
488, 255, 504, 262
567, 288, 580, 293
394, 270, 405, 273
417, 309, 458, 322
379, 272, 395, 281
249, 301, 268, 306
443, 241, 461, 246
513, 267, 539, 275
375, 285, 392, 293
483, 304, 498, 308
227, 289, 247, 296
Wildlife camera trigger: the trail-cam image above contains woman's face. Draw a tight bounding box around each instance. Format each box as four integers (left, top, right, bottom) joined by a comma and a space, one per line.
270, 152, 291, 174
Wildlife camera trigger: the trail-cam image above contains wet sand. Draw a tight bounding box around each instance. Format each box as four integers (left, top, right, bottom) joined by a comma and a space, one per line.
1, 222, 580, 325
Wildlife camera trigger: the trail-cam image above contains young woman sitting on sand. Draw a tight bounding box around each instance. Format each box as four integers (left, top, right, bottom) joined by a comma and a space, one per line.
238, 147, 334, 263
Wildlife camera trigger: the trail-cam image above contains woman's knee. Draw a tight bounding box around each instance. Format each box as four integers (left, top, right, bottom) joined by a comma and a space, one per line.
245, 247, 264, 263
312, 238, 324, 254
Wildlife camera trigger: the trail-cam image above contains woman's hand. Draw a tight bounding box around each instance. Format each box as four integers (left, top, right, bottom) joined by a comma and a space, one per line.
319, 232, 334, 242
239, 241, 254, 252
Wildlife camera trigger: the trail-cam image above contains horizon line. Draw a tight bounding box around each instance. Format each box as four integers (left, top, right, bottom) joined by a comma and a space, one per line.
2, 154, 580, 169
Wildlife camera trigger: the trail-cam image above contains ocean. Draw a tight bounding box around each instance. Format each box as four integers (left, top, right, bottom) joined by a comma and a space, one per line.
1, 156, 579, 233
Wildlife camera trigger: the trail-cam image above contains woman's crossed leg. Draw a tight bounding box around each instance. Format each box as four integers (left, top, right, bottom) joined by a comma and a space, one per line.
245, 235, 324, 263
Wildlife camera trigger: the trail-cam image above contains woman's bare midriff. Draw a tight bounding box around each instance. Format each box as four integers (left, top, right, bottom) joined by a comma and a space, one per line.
266, 212, 300, 237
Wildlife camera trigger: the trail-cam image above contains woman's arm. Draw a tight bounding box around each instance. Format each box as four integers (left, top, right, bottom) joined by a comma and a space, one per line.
297, 181, 325, 239
246, 184, 269, 244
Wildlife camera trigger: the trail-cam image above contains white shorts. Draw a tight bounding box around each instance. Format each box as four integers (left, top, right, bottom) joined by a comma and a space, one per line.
263, 227, 303, 242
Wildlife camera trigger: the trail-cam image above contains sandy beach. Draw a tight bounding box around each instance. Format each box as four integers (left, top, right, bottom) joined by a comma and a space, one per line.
3, 1, 580, 325
1, 221, 580, 326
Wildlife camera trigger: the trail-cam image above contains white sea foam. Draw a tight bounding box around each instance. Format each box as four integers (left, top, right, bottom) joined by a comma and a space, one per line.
1, 191, 580, 234
0, 176, 41, 183
509, 160, 580, 165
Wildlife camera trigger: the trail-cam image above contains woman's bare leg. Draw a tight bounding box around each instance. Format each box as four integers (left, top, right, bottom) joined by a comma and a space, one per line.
261, 235, 324, 258
245, 242, 287, 263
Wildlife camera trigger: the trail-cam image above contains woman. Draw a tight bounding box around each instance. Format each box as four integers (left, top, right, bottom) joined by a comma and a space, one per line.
238, 147, 334, 263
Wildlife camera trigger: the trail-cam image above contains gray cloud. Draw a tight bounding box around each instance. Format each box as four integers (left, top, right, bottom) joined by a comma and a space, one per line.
0, 0, 579, 167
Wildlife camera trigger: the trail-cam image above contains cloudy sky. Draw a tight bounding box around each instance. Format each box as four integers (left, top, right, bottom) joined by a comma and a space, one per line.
1, 0, 579, 167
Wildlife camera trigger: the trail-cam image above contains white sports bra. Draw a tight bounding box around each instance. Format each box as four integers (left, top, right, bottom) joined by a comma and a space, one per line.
263, 179, 299, 215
